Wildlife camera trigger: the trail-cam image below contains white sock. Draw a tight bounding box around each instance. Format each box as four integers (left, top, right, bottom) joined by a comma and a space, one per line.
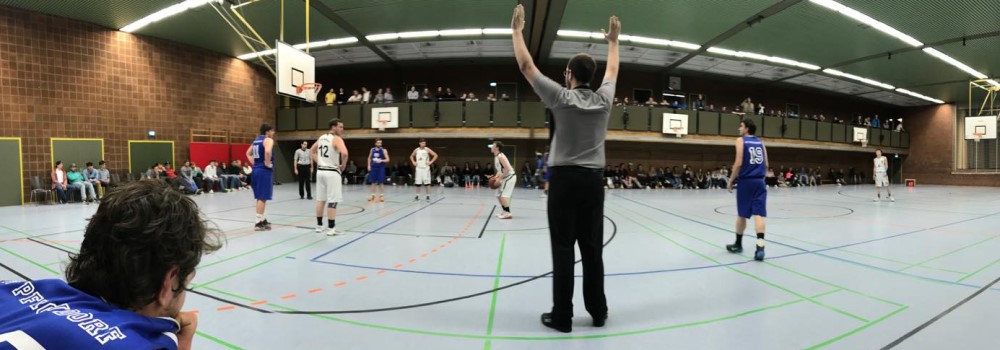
757, 238, 765, 247
255, 214, 263, 223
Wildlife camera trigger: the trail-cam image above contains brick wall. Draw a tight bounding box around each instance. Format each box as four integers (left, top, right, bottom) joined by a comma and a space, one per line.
0, 7, 276, 201
903, 104, 1000, 186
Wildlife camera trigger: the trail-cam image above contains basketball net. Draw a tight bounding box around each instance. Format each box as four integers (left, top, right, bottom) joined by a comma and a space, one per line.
974, 132, 983, 143
295, 83, 323, 102
860, 139, 868, 148
377, 121, 387, 132
671, 127, 683, 138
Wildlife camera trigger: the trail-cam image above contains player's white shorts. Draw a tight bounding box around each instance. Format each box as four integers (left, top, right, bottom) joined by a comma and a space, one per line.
496, 175, 515, 198
874, 172, 889, 187
316, 170, 343, 203
414, 167, 431, 185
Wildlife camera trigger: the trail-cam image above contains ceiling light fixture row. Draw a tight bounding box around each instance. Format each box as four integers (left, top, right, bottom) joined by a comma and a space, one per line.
366, 28, 514, 41
121, 0, 223, 33
236, 37, 359, 60
557, 30, 701, 50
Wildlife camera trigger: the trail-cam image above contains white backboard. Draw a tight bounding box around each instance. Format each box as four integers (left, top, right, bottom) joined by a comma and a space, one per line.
964, 116, 997, 139
662, 113, 689, 136
276, 40, 316, 102
371, 107, 399, 129
853, 127, 868, 142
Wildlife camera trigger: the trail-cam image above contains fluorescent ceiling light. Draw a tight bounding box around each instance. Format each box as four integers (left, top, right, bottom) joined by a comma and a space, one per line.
483, 28, 513, 35
923, 48, 988, 79
366, 33, 400, 41
121, 0, 221, 33
558, 31, 701, 50
237, 37, 356, 60
398, 30, 440, 39
986, 79, 1000, 88
440, 29, 483, 37
809, 0, 922, 47
895, 88, 944, 104
707, 47, 737, 56
823, 68, 895, 90
706, 46, 819, 71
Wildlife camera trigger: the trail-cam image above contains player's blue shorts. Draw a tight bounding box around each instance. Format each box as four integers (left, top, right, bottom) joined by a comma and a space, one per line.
544, 168, 550, 183
736, 178, 767, 218
368, 166, 386, 184
251, 167, 273, 201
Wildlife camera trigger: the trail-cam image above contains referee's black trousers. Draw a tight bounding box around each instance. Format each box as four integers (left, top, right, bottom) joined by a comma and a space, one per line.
297, 164, 311, 198
547, 166, 607, 321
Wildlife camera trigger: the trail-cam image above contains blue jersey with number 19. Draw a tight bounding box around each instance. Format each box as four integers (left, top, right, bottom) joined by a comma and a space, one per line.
740, 136, 766, 179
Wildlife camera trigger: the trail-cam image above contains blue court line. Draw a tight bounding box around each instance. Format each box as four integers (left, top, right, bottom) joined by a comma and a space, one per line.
310, 197, 445, 261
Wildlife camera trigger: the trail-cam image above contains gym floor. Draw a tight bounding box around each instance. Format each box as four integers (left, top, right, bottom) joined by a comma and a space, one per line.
2, 183, 998, 349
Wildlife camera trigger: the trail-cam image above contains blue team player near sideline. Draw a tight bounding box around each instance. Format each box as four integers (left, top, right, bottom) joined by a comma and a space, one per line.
0, 180, 222, 350
726, 118, 769, 261
248, 123, 276, 231
367, 138, 390, 202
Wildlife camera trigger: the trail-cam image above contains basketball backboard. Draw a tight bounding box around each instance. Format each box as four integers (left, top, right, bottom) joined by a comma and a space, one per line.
964, 116, 997, 140
661, 113, 689, 136
371, 107, 399, 129
276, 40, 316, 102
853, 127, 868, 142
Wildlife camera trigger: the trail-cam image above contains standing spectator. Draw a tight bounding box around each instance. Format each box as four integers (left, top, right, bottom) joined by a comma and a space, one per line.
487, 93, 497, 102
361, 87, 371, 104
421, 88, 432, 102
373, 88, 385, 104
383, 87, 394, 103
336, 88, 348, 104
500, 92, 511, 101
325, 88, 336, 106
895, 119, 904, 132
347, 90, 362, 103
740, 98, 754, 115
871, 114, 881, 128
51, 161, 70, 204
407, 86, 419, 102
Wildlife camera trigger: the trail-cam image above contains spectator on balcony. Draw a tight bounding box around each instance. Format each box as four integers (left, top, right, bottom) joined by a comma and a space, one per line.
500, 92, 511, 101
707, 104, 716, 111
467, 92, 478, 102
693, 94, 706, 110
336, 88, 348, 104
421, 88, 433, 102
871, 114, 881, 128
818, 114, 826, 122
442, 88, 457, 100
407, 86, 420, 102
645, 96, 657, 106
373, 88, 385, 104
622, 97, 631, 105
384, 87, 394, 103
325, 88, 336, 106
740, 98, 754, 115
659, 99, 670, 106
864, 116, 872, 127
757, 103, 765, 115
435, 86, 444, 101
362, 87, 371, 104
487, 93, 497, 102
852, 115, 863, 126
613, 97, 621, 106
347, 90, 362, 103
895, 119, 904, 132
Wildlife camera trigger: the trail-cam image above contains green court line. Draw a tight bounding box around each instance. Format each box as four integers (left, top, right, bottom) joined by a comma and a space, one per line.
195, 331, 244, 350
191, 238, 328, 290
804, 305, 908, 350
897, 234, 1000, 272
957, 256, 1000, 283
483, 233, 507, 350
200, 286, 841, 341
0, 224, 80, 253
605, 205, 871, 323
0, 246, 60, 276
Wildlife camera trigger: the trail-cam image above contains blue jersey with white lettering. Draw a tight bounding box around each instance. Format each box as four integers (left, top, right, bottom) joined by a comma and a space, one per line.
0, 279, 179, 350
739, 136, 766, 179
370, 148, 386, 169
251, 135, 272, 169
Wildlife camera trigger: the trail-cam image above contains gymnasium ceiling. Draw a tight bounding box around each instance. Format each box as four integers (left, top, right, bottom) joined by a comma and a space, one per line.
3, 0, 999, 107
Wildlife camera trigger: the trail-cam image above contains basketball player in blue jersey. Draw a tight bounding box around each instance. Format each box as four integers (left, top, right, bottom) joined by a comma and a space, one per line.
726, 118, 769, 261
247, 123, 276, 231
367, 138, 390, 202
0, 180, 221, 350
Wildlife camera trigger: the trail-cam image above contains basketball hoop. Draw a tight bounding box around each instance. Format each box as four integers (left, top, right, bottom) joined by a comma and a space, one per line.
295, 83, 322, 101
376, 120, 387, 132
974, 132, 984, 143
671, 127, 683, 138
860, 139, 868, 148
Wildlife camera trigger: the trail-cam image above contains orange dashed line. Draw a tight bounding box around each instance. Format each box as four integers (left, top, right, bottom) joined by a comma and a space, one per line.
377, 270, 386, 275
216, 305, 235, 311
409, 258, 417, 263
394, 263, 404, 268
440, 244, 446, 248
308, 288, 323, 294
420, 253, 428, 258
356, 276, 368, 281
334, 282, 347, 287
431, 249, 438, 253
250, 301, 268, 306
280, 294, 297, 300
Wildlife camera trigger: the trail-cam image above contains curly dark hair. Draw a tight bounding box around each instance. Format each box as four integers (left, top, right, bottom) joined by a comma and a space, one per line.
65, 180, 222, 311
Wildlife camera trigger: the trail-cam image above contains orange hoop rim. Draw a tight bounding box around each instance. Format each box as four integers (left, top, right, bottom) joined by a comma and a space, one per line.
295, 83, 323, 94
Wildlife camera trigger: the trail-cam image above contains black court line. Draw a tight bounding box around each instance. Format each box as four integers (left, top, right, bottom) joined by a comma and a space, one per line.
478, 205, 496, 238
713, 204, 855, 219
882, 274, 1000, 349
340, 231, 480, 239
191, 215, 617, 315
203, 198, 301, 215
27, 238, 75, 255
0, 261, 30, 281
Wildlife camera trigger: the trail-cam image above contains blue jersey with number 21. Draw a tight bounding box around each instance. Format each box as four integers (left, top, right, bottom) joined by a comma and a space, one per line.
740, 136, 766, 179
251, 135, 272, 169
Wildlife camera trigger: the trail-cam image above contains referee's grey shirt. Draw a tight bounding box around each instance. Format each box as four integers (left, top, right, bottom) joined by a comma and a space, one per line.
294, 148, 311, 166
533, 74, 615, 169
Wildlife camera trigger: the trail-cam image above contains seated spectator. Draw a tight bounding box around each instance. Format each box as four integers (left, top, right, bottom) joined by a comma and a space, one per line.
347, 90, 362, 103
179, 161, 201, 194
0, 180, 221, 350
218, 162, 240, 191
188, 161, 206, 190
325, 88, 336, 106
67, 163, 97, 203
203, 160, 223, 193
373, 88, 385, 104
51, 161, 70, 204
82, 162, 103, 200
230, 160, 248, 189
242, 161, 252, 185
471, 162, 483, 186
383, 87, 394, 103
407, 86, 419, 102
636, 165, 650, 188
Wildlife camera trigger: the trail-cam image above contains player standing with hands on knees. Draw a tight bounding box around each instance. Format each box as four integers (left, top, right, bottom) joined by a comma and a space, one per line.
726, 118, 769, 261
513, 3, 618, 332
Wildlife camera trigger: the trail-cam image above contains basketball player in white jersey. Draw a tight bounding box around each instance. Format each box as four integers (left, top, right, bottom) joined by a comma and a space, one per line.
873, 148, 894, 202
311, 119, 349, 236
409, 138, 438, 201
491, 141, 516, 219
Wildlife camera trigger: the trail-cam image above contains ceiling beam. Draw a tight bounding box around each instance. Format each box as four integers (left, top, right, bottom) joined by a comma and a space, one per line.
661, 0, 804, 73
534, 0, 567, 65
304, 0, 398, 67
525, 0, 546, 61
771, 30, 1000, 84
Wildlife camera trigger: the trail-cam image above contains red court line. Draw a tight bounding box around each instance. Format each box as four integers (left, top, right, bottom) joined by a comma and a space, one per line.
280, 294, 297, 300
308, 288, 323, 294
394, 263, 404, 268
356, 275, 368, 281
376, 270, 386, 275
420, 253, 428, 258
409, 258, 418, 263
216, 305, 235, 312
334, 282, 347, 287
250, 300, 268, 306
